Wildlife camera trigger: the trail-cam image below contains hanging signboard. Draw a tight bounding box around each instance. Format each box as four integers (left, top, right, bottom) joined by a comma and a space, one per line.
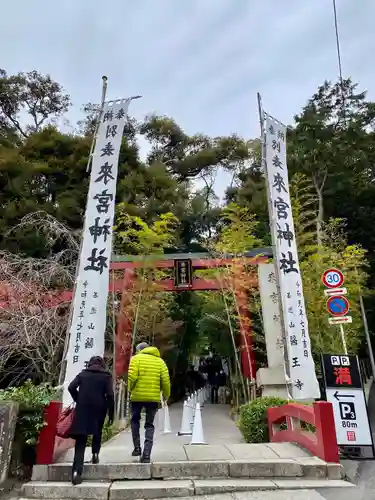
322, 354, 374, 458
264, 113, 320, 400
63, 99, 130, 406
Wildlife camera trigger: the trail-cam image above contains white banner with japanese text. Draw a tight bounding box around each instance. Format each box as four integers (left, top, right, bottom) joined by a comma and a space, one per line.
63, 100, 130, 406
264, 113, 320, 400
258, 263, 284, 369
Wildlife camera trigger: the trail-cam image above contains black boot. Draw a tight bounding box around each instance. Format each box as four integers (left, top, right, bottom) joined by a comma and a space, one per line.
140, 455, 150, 464
132, 447, 142, 457
72, 471, 82, 485
92, 453, 99, 464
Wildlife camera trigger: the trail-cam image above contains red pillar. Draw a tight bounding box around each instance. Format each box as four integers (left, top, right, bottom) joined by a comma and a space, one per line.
36, 401, 61, 464
115, 269, 135, 377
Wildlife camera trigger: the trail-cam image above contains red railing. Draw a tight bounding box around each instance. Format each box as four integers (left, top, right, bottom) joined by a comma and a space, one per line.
36, 401, 75, 464
267, 401, 339, 463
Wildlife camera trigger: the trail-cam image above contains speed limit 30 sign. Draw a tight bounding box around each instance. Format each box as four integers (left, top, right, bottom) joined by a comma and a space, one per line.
322, 268, 344, 289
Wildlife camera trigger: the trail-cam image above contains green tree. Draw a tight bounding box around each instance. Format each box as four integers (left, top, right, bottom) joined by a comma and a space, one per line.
290, 175, 368, 357
0, 69, 71, 140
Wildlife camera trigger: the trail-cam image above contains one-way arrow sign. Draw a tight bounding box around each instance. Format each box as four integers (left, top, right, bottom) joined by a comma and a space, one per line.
334, 390, 355, 401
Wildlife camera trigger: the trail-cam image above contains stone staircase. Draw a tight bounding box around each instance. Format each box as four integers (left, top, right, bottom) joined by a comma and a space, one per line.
23, 454, 353, 499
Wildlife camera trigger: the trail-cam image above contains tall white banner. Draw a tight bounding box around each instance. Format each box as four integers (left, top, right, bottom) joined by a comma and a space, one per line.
63, 100, 130, 405
264, 113, 320, 400
258, 263, 285, 370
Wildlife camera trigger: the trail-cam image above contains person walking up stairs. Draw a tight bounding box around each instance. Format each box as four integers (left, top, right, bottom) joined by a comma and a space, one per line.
128, 342, 170, 463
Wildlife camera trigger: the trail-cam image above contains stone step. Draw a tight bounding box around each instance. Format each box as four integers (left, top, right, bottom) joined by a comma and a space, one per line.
22, 478, 354, 500
32, 458, 343, 482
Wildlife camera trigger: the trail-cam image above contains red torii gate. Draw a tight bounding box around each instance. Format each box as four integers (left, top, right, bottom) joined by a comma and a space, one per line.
111, 250, 270, 379
1, 249, 270, 380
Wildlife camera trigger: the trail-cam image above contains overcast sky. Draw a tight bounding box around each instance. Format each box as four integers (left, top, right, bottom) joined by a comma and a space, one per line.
1, 0, 374, 196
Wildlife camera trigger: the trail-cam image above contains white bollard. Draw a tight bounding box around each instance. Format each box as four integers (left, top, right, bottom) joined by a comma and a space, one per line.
178, 400, 193, 436
190, 403, 205, 445
162, 402, 172, 434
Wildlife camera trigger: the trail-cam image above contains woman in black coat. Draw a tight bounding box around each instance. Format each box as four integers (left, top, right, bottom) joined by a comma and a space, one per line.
68, 356, 114, 485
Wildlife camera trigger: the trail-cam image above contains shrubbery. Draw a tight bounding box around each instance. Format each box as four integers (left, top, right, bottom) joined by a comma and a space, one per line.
238, 396, 289, 443
0, 380, 57, 477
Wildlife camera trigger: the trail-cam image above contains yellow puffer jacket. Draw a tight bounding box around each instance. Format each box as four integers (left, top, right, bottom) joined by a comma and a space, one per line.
128, 346, 171, 402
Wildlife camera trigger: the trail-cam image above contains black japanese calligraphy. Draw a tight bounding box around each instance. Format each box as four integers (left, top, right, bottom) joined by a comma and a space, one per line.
277, 129, 285, 141
269, 292, 278, 304
76, 323, 83, 330
279, 251, 298, 274
81, 291, 87, 298
73, 355, 79, 364
80, 300, 85, 309
83, 280, 88, 288
287, 292, 291, 299
289, 321, 295, 328
304, 350, 309, 358
93, 292, 98, 299
94, 189, 113, 214
84, 248, 108, 274
74, 344, 80, 354
79, 310, 84, 319
106, 124, 118, 139
276, 222, 294, 247
274, 197, 289, 219
84, 361, 89, 369
85, 337, 94, 349
272, 139, 281, 153
103, 110, 113, 122
294, 379, 304, 390
90, 306, 97, 314
290, 335, 298, 346
268, 271, 276, 283
116, 108, 125, 120
288, 306, 293, 314
273, 314, 279, 322
88, 323, 95, 330
100, 142, 115, 157
272, 155, 283, 169
95, 162, 114, 185
292, 357, 301, 368
273, 173, 287, 194
89, 217, 111, 244
76, 332, 81, 343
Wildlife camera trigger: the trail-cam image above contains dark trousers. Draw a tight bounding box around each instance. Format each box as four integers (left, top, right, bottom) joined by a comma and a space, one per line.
72, 421, 104, 475
211, 385, 218, 404
131, 402, 158, 458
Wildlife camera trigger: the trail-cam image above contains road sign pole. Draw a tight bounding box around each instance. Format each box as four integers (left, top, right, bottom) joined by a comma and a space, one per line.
339, 324, 348, 355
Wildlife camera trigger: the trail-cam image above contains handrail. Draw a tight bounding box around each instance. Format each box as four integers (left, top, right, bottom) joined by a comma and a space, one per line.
267, 401, 339, 463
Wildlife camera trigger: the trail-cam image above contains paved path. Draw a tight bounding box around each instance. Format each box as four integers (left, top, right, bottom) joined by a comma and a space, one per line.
57, 403, 310, 463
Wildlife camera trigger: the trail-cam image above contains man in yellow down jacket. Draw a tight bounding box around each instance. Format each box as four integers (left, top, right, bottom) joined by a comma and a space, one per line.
128, 342, 171, 463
